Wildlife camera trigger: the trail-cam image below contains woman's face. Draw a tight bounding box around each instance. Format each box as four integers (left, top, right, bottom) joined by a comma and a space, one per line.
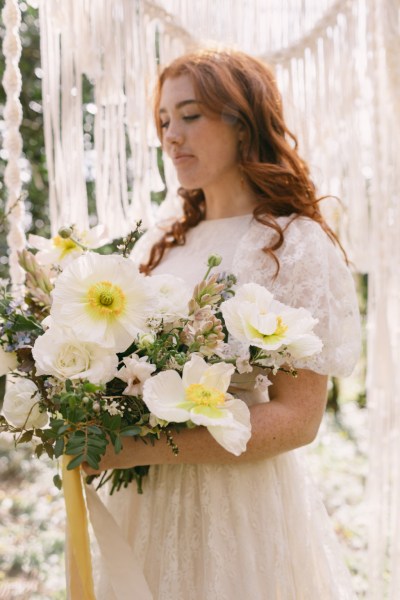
159, 75, 241, 191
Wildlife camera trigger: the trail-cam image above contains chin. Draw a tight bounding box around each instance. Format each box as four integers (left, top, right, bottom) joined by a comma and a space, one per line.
177, 177, 203, 191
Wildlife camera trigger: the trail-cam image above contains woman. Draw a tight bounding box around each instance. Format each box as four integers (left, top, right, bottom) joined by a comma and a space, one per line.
89, 49, 361, 599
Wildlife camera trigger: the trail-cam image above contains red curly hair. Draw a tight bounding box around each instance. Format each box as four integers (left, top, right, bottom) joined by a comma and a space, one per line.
141, 49, 343, 274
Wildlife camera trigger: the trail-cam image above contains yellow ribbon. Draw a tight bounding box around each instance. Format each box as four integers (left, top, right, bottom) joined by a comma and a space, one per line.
62, 455, 96, 600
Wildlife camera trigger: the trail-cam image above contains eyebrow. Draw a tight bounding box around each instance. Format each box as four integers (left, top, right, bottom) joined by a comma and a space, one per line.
159, 99, 200, 114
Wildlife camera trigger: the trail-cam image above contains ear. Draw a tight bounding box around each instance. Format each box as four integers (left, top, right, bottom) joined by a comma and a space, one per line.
237, 122, 246, 142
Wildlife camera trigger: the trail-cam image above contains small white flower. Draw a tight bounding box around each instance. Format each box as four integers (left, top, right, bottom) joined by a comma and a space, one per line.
235, 347, 253, 374
149, 274, 191, 324
2, 378, 48, 430
105, 400, 123, 416
221, 282, 322, 359
32, 325, 118, 384
0, 346, 18, 377
117, 354, 156, 396
29, 224, 110, 268
254, 373, 272, 391
50, 252, 155, 352
143, 354, 251, 456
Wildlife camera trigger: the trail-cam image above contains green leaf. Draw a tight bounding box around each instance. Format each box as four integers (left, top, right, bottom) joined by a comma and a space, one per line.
19, 430, 33, 443
67, 454, 85, 470
44, 443, 54, 459
35, 443, 44, 458
49, 418, 65, 429
67, 407, 86, 424
86, 437, 107, 449
65, 440, 85, 453
120, 426, 141, 437
87, 425, 103, 435
101, 412, 121, 431
83, 382, 101, 393
54, 437, 65, 457
65, 436, 85, 453
65, 380, 73, 393
56, 424, 70, 435
85, 454, 100, 470
13, 314, 43, 332
114, 436, 122, 454
53, 474, 62, 490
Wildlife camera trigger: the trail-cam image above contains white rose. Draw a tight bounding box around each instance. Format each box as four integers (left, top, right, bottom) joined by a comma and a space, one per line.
149, 274, 191, 323
136, 332, 156, 350
32, 326, 118, 384
0, 346, 18, 377
117, 354, 156, 396
2, 378, 48, 429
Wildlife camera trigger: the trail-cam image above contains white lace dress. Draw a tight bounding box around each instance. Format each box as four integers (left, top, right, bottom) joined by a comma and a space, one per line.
94, 214, 361, 600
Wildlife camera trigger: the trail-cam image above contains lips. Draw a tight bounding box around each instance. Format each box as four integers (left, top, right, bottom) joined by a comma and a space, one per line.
172, 153, 195, 165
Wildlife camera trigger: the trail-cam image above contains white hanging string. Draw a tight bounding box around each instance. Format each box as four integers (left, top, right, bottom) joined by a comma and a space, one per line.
365, 0, 400, 597
1, 0, 26, 295
39, 0, 90, 234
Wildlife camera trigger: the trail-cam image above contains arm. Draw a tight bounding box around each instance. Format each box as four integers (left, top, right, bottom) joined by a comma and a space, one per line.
83, 368, 328, 473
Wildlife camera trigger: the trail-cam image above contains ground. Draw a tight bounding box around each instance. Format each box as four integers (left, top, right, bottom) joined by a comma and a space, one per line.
0, 402, 368, 599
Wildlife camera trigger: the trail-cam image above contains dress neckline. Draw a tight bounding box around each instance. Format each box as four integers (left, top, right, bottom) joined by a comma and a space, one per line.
198, 213, 254, 225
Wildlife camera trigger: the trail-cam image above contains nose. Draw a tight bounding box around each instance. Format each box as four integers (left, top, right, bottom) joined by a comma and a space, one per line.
164, 121, 183, 147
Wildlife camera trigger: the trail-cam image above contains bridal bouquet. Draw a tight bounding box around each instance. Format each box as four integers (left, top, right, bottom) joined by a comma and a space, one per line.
0, 224, 322, 493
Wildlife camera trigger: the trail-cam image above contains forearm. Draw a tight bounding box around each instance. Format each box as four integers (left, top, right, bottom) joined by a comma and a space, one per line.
83, 369, 328, 473
148, 400, 319, 464
89, 399, 321, 472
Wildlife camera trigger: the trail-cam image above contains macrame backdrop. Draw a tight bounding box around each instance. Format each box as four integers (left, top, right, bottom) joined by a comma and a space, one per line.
2, 0, 400, 597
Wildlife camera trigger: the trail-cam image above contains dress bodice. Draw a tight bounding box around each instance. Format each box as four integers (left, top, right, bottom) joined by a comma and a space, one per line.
132, 213, 361, 377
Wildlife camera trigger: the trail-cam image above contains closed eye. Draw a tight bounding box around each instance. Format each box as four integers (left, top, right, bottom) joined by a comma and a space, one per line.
183, 114, 200, 122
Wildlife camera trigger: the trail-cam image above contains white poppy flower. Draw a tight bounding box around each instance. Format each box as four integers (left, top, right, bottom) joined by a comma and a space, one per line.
29, 224, 110, 268
2, 378, 48, 430
148, 274, 191, 323
221, 282, 322, 359
50, 252, 154, 352
117, 354, 156, 396
32, 325, 118, 384
0, 346, 18, 377
143, 354, 251, 456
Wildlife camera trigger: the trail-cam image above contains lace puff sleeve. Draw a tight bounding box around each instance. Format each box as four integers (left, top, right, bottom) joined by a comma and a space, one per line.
129, 225, 166, 267
233, 216, 361, 377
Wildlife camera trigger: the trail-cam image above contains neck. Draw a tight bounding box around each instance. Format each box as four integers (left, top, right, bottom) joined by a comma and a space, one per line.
202, 173, 258, 220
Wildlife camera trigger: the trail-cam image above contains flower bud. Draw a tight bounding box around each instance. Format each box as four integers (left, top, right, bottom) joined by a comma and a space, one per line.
58, 226, 74, 239
207, 254, 222, 268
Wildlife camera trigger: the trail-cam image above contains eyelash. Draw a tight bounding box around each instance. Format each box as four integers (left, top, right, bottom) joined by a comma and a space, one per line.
160, 115, 200, 129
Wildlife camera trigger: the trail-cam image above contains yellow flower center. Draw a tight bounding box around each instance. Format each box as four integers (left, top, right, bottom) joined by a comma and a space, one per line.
185, 383, 225, 407
53, 235, 78, 259
274, 316, 288, 336
86, 280, 126, 318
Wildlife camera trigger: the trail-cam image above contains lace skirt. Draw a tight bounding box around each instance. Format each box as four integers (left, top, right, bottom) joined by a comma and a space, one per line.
94, 451, 354, 600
